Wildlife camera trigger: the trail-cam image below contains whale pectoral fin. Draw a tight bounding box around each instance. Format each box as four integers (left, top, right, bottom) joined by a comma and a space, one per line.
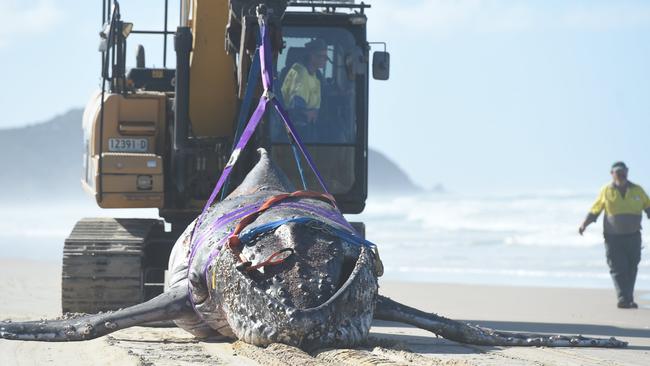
1, 286, 192, 342
373, 295, 627, 348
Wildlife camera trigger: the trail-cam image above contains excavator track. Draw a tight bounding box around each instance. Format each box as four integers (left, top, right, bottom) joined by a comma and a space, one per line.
62, 218, 167, 314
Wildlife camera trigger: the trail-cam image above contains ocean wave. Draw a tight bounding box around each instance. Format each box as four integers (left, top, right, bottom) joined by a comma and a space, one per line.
358, 192, 650, 248
387, 266, 626, 280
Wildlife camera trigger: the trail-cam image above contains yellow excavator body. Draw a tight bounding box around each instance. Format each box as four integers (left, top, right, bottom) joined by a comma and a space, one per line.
82, 0, 237, 208
82, 91, 167, 208
189, 0, 238, 138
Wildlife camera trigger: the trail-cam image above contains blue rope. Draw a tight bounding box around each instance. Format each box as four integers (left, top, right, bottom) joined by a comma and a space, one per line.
238, 217, 376, 249
290, 136, 308, 190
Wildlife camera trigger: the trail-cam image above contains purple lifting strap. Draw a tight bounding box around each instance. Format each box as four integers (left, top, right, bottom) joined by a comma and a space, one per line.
190, 199, 351, 266
191, 203, 262, 249
197, 200, 353, 278
191, 20, 330, 239
187, 17, 339, 310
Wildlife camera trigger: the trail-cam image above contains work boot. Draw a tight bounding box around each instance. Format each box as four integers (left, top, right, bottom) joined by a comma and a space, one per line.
617, 301, 638, 309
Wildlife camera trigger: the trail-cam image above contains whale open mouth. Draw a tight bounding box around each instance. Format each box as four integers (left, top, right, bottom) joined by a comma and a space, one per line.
186, 184, 380, 349
206, 241, 378, 350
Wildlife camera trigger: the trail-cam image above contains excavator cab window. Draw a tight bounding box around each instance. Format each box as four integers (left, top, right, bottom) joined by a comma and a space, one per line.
272, 28, 357, 143
269, 26, 365, 210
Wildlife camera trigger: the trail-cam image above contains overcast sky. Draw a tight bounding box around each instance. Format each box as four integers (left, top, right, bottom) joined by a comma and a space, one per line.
1, 0, 649, 194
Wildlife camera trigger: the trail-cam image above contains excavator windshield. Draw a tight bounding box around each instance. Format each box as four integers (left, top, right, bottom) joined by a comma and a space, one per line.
270, 26, 364, 198
272, 27, 358, 144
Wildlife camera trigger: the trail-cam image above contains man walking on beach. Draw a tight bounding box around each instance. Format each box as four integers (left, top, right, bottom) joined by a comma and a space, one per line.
579, 162, 650, 309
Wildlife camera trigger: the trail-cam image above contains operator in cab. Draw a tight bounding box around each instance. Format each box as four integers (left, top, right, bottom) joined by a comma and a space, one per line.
579, 162, 650, 309
281, 38, 328, 129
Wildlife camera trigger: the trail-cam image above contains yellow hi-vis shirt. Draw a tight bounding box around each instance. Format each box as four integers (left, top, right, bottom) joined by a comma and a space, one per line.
281, 63, 321, 110
590, 182, 650, 234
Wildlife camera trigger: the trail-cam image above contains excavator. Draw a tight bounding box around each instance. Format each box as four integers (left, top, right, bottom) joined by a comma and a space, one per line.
64, 0, 389, 313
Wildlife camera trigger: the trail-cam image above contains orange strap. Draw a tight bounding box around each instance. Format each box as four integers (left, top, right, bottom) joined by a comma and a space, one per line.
227, 191, 336, 271
228, 191, 335, 250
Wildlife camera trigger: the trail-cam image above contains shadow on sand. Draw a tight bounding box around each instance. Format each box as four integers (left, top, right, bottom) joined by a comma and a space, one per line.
371, 319, 650, 352
460, 319, 650, 339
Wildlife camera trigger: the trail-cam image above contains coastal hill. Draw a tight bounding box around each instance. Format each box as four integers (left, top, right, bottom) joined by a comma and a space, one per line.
368, 148, 421, 194
0, 110, 84, 199
0, 109, 422, 199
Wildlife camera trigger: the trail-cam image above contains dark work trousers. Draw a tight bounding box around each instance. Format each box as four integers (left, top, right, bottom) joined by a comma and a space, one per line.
604, 231, 642, 303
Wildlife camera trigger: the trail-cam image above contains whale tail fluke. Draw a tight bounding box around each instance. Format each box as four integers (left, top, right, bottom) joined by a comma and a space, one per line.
0, 285, 192, 342
374, 295, 627, 348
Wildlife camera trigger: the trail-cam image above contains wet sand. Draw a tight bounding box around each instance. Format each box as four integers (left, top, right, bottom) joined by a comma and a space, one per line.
1, 258, 648, 365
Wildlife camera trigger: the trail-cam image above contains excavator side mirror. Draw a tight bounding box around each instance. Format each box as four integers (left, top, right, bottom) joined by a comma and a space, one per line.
372, 51, 390, 80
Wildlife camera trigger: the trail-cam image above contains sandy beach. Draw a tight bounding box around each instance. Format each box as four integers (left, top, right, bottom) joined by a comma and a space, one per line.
1, 258, 648, 365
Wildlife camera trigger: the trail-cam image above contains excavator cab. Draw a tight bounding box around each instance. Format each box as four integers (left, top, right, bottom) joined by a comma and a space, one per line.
67, 0, 389, 313
268, 10, 376, 213
219, 0, 388, 214
224, 1, 391, 214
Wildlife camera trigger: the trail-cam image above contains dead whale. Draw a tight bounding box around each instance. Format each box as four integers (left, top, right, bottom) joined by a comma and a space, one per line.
0, 149, 626, 349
